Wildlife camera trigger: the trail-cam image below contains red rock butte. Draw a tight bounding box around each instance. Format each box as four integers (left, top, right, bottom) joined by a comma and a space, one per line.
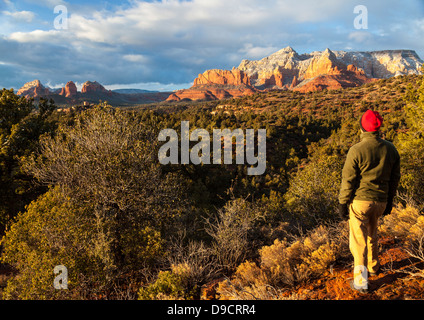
193, 69, 251, 86
81, 81, 111, 96
15, 47, 423, 103
59, 81, 77, 98
167, 47, 423, 101
16, 80, 50, 98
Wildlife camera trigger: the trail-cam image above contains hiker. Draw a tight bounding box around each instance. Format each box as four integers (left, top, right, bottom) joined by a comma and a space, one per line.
338, 110, 401, 293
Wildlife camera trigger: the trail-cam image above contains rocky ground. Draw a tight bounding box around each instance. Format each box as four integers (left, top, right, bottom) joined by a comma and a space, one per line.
284, 237, 424, 300
201, 236, 424, 300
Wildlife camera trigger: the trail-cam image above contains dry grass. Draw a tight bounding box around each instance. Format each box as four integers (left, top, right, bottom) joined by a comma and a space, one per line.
216, 223, 349, 299
380, 205, 424, 277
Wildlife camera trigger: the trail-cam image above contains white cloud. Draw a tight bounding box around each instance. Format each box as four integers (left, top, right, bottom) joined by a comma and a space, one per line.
65, 0, 353, 46
1, 0, 424, 90
104, 81, 193, 92
123, 54, 148, 63
9, 29, 63, 42
2, 10, 35, 23
348, 31, 374, 43
239, 43, 280, 60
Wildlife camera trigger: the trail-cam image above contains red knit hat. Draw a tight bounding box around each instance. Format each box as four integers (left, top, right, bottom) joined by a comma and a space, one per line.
360, 110, 383, 132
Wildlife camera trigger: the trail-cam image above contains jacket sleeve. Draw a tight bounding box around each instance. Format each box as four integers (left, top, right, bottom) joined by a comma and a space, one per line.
388, 149, 401, 199
339, 147, 359, 205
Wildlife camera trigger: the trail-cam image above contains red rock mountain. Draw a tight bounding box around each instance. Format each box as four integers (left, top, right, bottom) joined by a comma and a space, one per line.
16, 80, 169, 105
16, 48, 423, 103
17, 80, 112, 100
193, 69, 251, 86
167, 69, 256, 102
81, 81, 111, 95
168, 47, 423, 101
16, 80, 50, 98
167, 84, 256, 102
59, 81, 77, 98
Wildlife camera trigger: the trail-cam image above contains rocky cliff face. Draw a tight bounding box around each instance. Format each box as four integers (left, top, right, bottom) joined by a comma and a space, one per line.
238, 47, 423, 89
17, 80, 170, 106
166, 84, 256, 102
333, 50, 423, 78
16, 80, 50, 98
59, 81, 77, 98
167, 69, 256, 102
193, 69, 251, 86
16, 47, 423, 104
304, 48, 345, 79
81, 81, 111, 95
170, 47, 422, 101
18, 80, 112, 100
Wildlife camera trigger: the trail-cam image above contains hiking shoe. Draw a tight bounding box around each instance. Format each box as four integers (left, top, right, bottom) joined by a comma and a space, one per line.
349, 280, 369, 294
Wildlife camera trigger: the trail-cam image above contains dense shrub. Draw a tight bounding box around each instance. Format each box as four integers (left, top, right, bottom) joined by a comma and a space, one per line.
379, 205, 424, 242
138, 263, 198, 300
284, 154, 343, 229
216, 223, 348, 299
2, 105, 188, 299
1, 187, 98, 299
205, 197, 265, 271
380, 205, 424, 262
0, 90, 57, 233
395, 77, 424, 207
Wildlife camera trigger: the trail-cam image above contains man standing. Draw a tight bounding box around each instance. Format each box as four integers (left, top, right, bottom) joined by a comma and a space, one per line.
338, 110, 401, 293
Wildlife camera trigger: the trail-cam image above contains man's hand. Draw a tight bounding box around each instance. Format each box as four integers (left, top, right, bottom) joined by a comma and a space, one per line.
338, 203, 349, 220
383, 197, 393, 216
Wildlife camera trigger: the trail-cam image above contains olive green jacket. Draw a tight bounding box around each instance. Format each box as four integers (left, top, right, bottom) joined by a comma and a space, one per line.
339, 131, 401, 204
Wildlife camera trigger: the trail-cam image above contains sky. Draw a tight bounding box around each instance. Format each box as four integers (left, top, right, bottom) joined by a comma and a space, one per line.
1, 0, 423, 92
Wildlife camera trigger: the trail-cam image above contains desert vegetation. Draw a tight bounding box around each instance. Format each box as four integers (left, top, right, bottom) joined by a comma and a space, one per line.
1, 73, 424, 299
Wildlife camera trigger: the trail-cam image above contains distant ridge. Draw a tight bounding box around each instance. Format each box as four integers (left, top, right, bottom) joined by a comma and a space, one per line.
16, 80, 170, 106
168, 47, 423, 101
112, 89, 158, 94
16, 47, 424, 104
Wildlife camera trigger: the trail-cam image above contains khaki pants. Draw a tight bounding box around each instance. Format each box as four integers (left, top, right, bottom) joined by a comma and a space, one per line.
349, 200, 386, 288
